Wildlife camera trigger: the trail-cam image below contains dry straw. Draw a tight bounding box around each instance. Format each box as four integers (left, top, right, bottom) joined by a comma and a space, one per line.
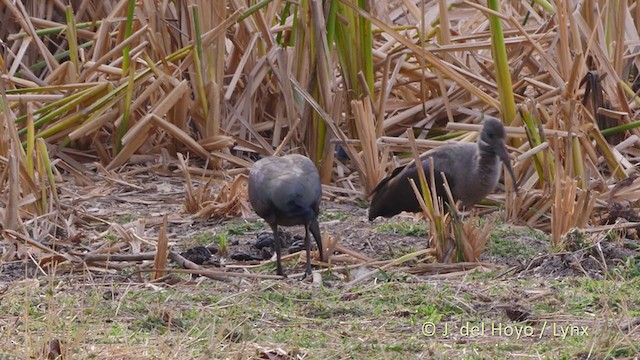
1, 0, 640, 274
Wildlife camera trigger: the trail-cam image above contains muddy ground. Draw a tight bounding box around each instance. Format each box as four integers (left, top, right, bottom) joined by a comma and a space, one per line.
1, 171, 639, 358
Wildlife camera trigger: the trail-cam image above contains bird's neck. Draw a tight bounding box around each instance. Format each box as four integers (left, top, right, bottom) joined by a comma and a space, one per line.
475, 145, 500, 184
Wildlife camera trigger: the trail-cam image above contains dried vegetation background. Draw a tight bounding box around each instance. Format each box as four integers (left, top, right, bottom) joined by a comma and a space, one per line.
1, 0, 640, 329
2, 0, 640, 357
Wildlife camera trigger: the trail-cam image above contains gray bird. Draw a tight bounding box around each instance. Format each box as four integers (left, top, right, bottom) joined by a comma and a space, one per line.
369, 119, 518, 220
248, 154, 323, 276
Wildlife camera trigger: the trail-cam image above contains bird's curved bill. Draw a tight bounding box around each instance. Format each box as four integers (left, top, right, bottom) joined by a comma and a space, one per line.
497, 143, 518, 191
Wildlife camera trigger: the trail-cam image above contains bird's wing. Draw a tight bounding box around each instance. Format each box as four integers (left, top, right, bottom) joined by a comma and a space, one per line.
248, 164, 276, 221
260, 156, 320, 216
370, 163, 408, 196
419, 152, 457, 197
371, 146, 454, 197
292, 155, 322, 204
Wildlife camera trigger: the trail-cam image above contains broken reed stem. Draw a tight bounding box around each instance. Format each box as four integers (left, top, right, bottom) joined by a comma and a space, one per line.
406, 128, 450, 262
4, 0, 640, 275
352, 99, 381, 194
83, 252, 157, 262
344, 248, 432, 288
152, 215, 169, 280
168, 251, 231, 282
139, 268, 275, 281
440, 173, 466, 262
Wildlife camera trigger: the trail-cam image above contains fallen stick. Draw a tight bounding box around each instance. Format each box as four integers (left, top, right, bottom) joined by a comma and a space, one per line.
138, 267, 283, 280
620, 317, 640, 332
168, 251, 232, 282
82, 251, 157, 263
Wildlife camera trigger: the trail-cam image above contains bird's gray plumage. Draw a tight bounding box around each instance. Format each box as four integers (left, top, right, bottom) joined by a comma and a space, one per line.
368, 119, 517, 220
248, 154, 322, 276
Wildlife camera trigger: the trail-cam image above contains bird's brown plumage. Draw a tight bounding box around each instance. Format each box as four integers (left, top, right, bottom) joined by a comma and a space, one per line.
368, 119, 517, 220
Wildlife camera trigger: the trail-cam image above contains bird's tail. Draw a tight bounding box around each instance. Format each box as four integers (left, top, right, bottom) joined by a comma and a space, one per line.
288, 199, 317, 219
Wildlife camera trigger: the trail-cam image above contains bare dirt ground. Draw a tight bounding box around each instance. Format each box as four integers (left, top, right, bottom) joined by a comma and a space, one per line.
1, 171, 640, 359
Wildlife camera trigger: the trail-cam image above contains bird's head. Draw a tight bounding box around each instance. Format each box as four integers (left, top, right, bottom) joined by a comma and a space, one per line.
479, 118, 518, 191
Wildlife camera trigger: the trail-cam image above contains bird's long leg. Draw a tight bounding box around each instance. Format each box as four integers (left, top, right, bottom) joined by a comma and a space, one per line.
303, 222, 313, 277
309, 218, 323, 262
271, 224, 284, 276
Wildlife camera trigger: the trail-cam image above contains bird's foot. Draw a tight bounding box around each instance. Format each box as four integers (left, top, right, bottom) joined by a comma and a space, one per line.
300, 265, 313, 280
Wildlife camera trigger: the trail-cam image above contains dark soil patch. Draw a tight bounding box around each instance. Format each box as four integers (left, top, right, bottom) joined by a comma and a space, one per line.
0, 261, 39, 282
513, 238, 640, 279
4, 172, 640, 282
193, 202, 432, 271
3, 172, 640, 359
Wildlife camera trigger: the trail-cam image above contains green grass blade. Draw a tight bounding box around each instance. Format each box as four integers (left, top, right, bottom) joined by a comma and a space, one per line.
487, 0, 516, 125
65, 6, 79, 74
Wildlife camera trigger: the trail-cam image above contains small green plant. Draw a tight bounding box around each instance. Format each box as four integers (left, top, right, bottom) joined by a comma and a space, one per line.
604, 228, 625, 243
192, 231, 216, 246
560, 228, 590, 252
117, 214, 138, 223
216, 233, 228, 254
373, 221, 428, 237
609, 256, 640, 280
486, 225, 549, 260
104, 232, 118, 243
319, 211, 350, 222
355, 199, 369, 209
132, 313, 166, 333
225, 221, 264, 235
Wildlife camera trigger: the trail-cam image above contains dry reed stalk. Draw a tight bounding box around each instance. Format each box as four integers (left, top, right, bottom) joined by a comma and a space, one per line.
1, 0, 640, 271
178, 153, 203, 214
352, 99, 382, 193
550, 147, 597, 248
405, 128, 456, 262
152, 215, 169, 280
1, 152, 20, 261
193, 174, 251, 219
458, 217, 494, 262
402, 261, 502, 275
338, 0, 500, 109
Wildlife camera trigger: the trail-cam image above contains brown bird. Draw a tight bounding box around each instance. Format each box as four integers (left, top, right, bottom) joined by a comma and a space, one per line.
368, 119, 517, 220
248, 154, 322, 276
